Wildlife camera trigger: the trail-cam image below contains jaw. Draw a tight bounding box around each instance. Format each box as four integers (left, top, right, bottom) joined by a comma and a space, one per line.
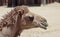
32, 20, 48, 30
35, 24, 48, 30
21, 20, 48, 30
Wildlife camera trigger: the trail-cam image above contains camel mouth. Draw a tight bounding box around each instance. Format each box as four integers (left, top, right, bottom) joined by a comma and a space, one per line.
32, 21, 48, 30
39, 22, 48, 30
40, 26, 47, 30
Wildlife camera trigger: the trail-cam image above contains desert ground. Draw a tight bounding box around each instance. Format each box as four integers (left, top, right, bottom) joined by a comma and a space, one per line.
0, 2, 60, 37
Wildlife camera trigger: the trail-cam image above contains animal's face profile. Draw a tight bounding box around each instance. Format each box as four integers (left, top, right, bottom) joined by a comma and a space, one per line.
20, 12, 48, 30
0, 6, 48, 37
15, 6, 48, 30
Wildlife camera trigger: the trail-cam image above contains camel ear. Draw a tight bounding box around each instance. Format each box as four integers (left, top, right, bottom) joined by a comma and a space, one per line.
17, 9, 24, 17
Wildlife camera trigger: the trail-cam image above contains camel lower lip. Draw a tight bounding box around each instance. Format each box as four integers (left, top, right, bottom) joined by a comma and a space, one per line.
40, 27, 47, 30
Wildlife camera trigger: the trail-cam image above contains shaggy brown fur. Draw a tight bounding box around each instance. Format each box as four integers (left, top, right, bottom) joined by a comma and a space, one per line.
0, 6, 29, 37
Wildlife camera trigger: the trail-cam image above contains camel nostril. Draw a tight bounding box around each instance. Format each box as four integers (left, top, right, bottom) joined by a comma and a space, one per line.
45, 23, 48, 27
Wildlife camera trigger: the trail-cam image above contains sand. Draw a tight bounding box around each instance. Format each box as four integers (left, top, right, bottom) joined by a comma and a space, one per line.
0, 2, 60, 37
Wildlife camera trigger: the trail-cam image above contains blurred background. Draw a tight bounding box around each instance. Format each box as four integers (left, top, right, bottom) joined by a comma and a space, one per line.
0, 0, 60, 7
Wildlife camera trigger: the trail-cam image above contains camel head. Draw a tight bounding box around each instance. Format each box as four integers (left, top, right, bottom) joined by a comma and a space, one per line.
20, 12, 48, 30
15, 6, 48, 30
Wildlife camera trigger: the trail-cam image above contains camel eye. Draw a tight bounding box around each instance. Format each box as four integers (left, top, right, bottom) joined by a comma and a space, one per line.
28, 16, 34, 22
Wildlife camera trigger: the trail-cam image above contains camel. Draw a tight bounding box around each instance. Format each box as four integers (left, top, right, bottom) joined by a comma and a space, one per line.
0, 6, 48, 37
